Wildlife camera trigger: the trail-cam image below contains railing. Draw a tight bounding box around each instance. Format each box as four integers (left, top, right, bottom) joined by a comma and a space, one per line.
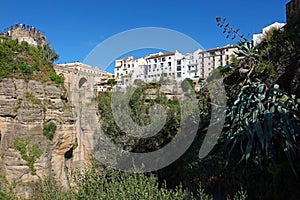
2, 23, 46, 37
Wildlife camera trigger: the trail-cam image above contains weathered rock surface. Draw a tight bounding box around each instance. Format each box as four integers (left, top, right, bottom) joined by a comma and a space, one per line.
0, 78, 76, 198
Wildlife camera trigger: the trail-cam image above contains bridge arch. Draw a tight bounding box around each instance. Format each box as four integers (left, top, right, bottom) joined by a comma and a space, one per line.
79, 77, 87, 88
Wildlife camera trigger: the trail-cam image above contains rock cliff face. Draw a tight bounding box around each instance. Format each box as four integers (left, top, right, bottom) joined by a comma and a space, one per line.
0, 78, 76, 198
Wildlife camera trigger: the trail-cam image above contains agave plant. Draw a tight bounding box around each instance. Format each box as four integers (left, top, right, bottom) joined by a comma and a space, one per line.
235, 41, 258, 59
234, 41, 261, 77
222, 81, 300, 175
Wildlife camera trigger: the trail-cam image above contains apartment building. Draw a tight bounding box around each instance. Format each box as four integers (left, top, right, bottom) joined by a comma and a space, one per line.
144, 51, 180, 82
114, 45, 237, 88
115, 56, 147, 87
195, 45, 237, 79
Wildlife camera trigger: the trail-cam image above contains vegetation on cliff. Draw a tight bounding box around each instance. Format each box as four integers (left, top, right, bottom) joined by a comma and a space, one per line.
13, 138, 43, 175
0, 37, 62, 84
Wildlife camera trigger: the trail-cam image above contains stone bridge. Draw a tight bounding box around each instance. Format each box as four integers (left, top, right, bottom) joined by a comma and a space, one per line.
54, 63, 105, 167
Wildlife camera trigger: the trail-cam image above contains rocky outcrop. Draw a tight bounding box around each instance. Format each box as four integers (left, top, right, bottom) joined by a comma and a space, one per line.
0, 78, 76, 198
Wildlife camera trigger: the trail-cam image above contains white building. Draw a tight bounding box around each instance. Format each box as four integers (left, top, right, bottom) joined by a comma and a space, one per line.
114, 45, 237, 88
144, 51, 181, 82
252, 22, 285, 46
115, 56, 147, 88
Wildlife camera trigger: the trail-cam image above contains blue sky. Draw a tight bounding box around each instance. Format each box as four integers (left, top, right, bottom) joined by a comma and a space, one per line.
0, 0, 289, 72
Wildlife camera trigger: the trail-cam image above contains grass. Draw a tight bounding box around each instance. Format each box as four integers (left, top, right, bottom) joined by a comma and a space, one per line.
26, 92, 41, 104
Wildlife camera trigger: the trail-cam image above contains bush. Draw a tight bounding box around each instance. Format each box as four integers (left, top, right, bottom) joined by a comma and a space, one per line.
43, 122, 57, 140
50, 72, 64, 85
32, 169, 194, 200
13, 138, 43, 175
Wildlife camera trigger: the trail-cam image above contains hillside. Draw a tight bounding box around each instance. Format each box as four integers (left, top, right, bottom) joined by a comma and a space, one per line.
0, 36, 62, 84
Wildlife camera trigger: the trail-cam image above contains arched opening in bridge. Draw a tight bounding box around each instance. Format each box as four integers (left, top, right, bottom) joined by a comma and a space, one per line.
79, 77, 87, 88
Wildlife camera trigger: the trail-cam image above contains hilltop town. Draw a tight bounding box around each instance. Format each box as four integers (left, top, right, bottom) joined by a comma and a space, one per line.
0, 20, 286, 96
0, 0, 299, 199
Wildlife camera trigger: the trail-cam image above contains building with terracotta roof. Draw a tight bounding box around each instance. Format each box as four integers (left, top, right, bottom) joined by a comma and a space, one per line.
114, 45, 237, 88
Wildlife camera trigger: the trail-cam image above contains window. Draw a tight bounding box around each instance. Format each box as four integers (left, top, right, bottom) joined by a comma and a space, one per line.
168, 62, 171, 67
177, 60, 181, 65
169, 57, 171, 59
177, 72, 181, 78
154, 59, 157, 63
162, 57, 166, 62
177, 66, 181, 71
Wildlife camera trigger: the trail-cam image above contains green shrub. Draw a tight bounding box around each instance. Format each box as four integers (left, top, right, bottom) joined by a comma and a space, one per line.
32, 177, 74, 200
0, 191, 15, 200
73, 138, 78, 149
33, 169, 194, 200
13, 138, 43, 175
32, 168, 248, 200
43, 122, 57, 140
26, 92, 41, 104
75, 169, 194, 200
50, 72, 64, 85
255, 61, 275, 77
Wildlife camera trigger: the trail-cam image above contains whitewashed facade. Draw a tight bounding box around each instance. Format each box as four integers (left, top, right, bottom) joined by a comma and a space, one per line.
252, 22, 285, 46
114, 45, 237, 88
